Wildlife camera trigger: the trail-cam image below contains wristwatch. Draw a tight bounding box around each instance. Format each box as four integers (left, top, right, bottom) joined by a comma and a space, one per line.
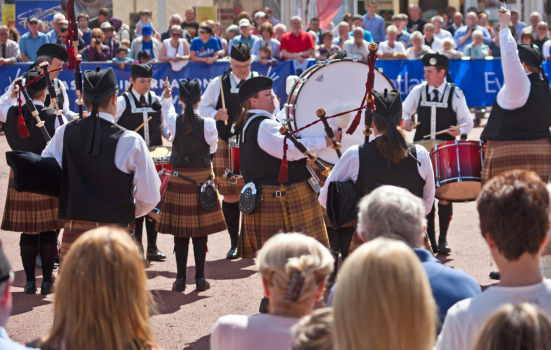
299, 52, 303, 58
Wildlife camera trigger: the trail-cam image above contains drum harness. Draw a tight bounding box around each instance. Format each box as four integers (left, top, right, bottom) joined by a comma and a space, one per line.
419, 82, 452, 140
125, 90, 160, 147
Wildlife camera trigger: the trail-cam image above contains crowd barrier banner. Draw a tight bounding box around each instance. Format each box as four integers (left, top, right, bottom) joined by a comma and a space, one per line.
2, 59, 551, 111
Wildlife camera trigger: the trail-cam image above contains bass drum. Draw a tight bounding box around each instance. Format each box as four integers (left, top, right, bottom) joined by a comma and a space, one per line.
287, 59, 395, 166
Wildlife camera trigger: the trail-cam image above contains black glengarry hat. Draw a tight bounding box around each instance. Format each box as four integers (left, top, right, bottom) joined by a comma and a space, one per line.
518, 44, 544, 68
231, 43, 252, 62
131, 63, 153, 78
238, 76, 272, 105
37, 43, 69, 62
328, 49, 347, 60
422, 53, 450, 69
179, 78, 201, 101
24, 70, 48, 97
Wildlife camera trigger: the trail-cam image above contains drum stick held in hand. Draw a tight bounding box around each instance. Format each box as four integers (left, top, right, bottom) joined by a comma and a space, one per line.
135, 117, 152, 133
412, 122, 420, 129
423, 123, 468, 139
219, 78, 228, 126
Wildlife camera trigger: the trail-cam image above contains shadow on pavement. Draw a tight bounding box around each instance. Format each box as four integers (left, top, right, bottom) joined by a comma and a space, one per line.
202, 258, 256, 280
182, 334, 210, 350
151, 290, 209, 315
436, 255, 454, 265
11, 292, 51, 316
13, 269, 45, 288
146, 270, 177, 280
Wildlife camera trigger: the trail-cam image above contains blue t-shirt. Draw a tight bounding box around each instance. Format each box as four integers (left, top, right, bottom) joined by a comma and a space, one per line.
81, 30, 92, 46
190, 37, 221, 58
142, 40, 154, 58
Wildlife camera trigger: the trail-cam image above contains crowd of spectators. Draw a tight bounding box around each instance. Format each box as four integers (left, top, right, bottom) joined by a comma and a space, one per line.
5, 1, 550, 69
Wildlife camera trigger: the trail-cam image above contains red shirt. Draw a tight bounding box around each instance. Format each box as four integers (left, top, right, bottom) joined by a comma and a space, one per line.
280, 30, 314, 59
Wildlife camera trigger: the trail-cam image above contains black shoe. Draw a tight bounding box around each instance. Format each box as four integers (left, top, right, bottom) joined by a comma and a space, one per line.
489, 271, 501, 280
438, 241, 451, 254
226, 247, 238, 260
259, 297, 269, 313
146, 248, 166, 261
196, 278, 210, 292
40, 281, 55, 295
172, 278, 186, 292
24, 281, 36, 294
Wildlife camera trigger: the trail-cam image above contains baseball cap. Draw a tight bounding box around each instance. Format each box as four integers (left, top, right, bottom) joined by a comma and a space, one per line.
239, 19, 251, 28
254, 11, 267, 20
142, 24, 153, 36
27, 16, 39, 24
100, 21, 114, 30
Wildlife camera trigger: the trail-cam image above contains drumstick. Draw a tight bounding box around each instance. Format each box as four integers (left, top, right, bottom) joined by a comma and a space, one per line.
219, 78, 228, 126
423, 123, 468, 139
412, 122, 420, 129
135, 117, 152, 132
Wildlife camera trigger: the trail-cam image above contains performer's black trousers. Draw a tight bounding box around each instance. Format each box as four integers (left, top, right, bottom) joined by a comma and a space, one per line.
426, 202, 453, 247
222, 201, 240, 249
135, 216, 158, 251
327, 226, 355, 278
20, 232, 57, 283
174, 236, 208, 280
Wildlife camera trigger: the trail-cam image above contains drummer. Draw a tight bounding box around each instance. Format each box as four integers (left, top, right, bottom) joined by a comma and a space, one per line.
115, 63, 171, 261
402, 53, 473, 255
198, 43, 280, 260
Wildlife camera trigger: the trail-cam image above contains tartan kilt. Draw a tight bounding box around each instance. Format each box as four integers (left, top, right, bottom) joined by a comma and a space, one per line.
481, 139, 551, 185
1, 169, 64, 233
156, 167, 227, 238
312, 160, 356, 229
60, 220, 132, 264
213, 138, 245, 196
238, 180, 329, 259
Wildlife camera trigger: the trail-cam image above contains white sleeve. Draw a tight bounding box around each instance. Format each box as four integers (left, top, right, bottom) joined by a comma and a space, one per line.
435, 307, 465, 350
197, 76, 221, 120
204, 118, 219, 154
114, 95, 127, 123
318, 146, 359, 208
452, 89, 474, 135
161, 97, 177, 138
402, 85, 422, 121
397, 42, 407, 53
496, 27, 531, 110
415, 145, 435, 215
272, 89, 281, 115
54, 114, 69, 130
41, 123, 68, 167
60, 83, 78, 120
257, 119, 327, 160
544, 41, 551, 59
115, 131, 161, 218
0, 85, 17, 123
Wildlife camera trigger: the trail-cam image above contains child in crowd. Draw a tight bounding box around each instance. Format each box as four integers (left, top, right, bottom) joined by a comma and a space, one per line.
258, 45, 278, 65
136, 50, 156, 64
113, 47, 134, 69
135, 9, 159, 39
120, 39, 131, 51
438, 38, 463, 58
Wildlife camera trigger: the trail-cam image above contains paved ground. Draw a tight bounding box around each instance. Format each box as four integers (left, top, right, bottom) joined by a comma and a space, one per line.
0, 116, 495, 350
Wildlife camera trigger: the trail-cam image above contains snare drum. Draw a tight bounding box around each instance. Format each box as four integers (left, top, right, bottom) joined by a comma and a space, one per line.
414, 139, 446, 153
148, 146, 173, 222
430, 140, 485, 202
224, 136, 242, 184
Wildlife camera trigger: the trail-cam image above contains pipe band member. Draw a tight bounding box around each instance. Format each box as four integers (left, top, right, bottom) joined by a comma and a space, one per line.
41, 67, 160, 264
198, 43, 280, 260
158, 78, 226, 292
114, 63, 170, 261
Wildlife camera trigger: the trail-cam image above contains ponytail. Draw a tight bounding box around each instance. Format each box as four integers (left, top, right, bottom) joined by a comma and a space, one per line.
181, 97, 201, 135
372, 117, 407, 164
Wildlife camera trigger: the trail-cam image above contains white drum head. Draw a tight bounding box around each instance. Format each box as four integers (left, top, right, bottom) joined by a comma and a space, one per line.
288, 60, 395, 165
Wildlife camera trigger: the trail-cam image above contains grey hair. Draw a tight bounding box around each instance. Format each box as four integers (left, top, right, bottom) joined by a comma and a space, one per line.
424, 23, 435, 30
386, 24, 398, 33
169, 25, 183, 33
431, 15, 444, 23
0, 25, 7, 32
226, 24, 241, 36
290, 16, 303, 23
338, 21, 349, 28
170, 14, 183, 22
274, 23, 287, 32
442, 37, 455, 46
409, 3, 420, 9
472, 29, 484, 38
53, 13, 66, 22
357, 186, 426, 248
410, 31, 423, 40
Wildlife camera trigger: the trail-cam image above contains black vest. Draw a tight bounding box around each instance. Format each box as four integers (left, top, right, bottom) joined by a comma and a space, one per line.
215, 72, 258, 142
58, 116, 135, 223
481, 73, 551, 141
5, 104, 57, 155
170, 114, 211, 168
43, 78, 65, 110
118, 92, 163, 146
240, 115, 311, 186
354, 140, 426, 199
414, 83, 458, 142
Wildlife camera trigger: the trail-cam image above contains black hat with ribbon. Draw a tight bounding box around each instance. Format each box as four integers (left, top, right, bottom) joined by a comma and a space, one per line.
179, 78, 202, 115
422, 53, 452, 82
83, 66, 118, 156
28, 43, 69, 71
238, 76, 273, 105
131, 63, 153, 78
230, 43, 252, 62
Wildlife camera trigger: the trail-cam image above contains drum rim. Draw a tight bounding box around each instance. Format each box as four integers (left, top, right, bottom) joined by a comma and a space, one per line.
430, 139, 483, 155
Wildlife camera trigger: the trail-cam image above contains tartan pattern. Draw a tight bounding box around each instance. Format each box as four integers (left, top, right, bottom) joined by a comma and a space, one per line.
60, 220, 132, 264
156, 167, 227, 238
213, 138, 245, 195
1, 170, 64, 233
312, 160, 356, 229
481, 139, 551, 185
238, 181, 329, 259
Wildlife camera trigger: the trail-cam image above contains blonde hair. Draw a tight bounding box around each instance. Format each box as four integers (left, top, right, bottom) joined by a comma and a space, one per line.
292, 307, 333, 350
472, 29, 483, 39
91, 27, 104, 42
41, 227, 159, 350
257, 233, 334, 314
474, 303, 551, 350
333, 237, 436, 350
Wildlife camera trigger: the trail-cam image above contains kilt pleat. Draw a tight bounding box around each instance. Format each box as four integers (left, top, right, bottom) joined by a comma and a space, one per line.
239, 181, 329, 259
1, 169, 64, 233
481, 139, 551, 185
156, 167, 227, 238
213, 138, 245, 195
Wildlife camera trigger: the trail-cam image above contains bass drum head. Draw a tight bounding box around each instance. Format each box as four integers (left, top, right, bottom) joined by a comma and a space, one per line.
288, 60, 395, 165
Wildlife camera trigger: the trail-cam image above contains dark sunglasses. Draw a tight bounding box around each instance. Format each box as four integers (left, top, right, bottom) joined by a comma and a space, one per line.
171, 33, 181, 36
92, 35, 102, 38
199, 30, 207, 34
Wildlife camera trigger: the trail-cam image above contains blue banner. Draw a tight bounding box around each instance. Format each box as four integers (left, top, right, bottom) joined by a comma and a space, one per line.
15, 1, 61, 36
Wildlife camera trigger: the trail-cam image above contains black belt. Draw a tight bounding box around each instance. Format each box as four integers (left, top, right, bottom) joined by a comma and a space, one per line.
272, 190, 286, 198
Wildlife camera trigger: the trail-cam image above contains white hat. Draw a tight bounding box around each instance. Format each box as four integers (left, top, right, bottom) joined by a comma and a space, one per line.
239, 19, 251, 28
286, 75, 298, 95
254, 12, 267, 20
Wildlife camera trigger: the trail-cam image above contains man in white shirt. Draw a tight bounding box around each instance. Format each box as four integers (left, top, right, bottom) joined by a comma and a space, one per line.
343, 28, 371, 61
423, 23, 444, 51
377, 25, 407, 59
436, 169, 551, 350
432, 16, 456, 48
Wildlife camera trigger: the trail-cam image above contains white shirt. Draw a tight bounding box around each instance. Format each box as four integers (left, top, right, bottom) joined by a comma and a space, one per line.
198, 72, 280, 120
436, 279, 551, 350
377, 40, 407, 56
402, 80, 473, 136
161, 98, 218, 154
434, 29, 456, 48
244, 109, 328, 160
318, 135, 435, 215
41, 112, 161, 218
114, 87, 171, 140
496, 27, 531, 110
543, 40, 551, 60
0, 99, 67, 129
424, 35, 443, 51
343, 38, 371, 61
